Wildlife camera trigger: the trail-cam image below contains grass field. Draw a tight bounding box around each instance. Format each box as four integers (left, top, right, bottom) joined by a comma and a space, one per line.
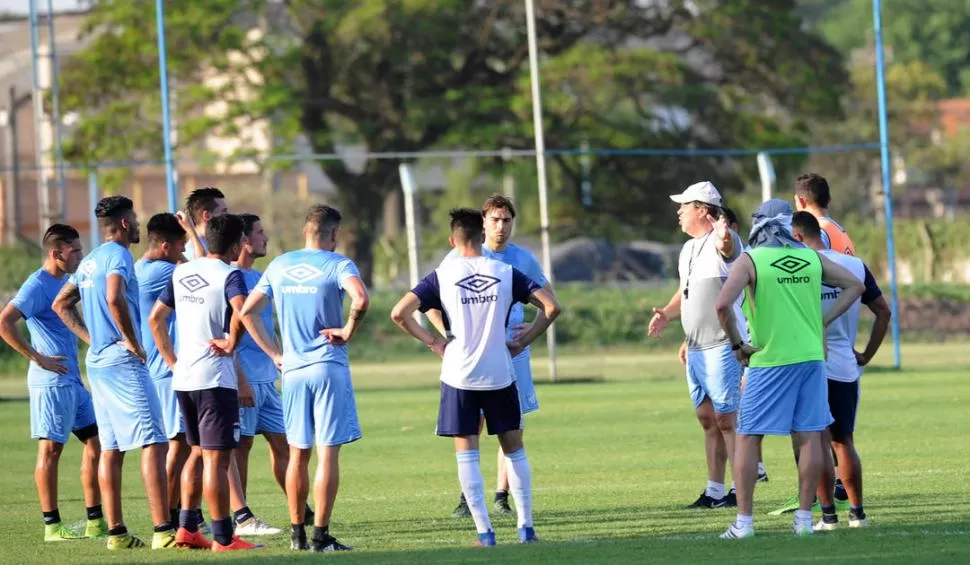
0, 342, 968, 564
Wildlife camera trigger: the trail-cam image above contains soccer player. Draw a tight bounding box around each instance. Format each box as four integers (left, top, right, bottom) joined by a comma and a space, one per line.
432, 195, 554, 517
390, 208, 560, 546
232, 213, 304, 535
648, 181, 745, 508
52, 196, 174, 550
793, 173, 855, 255
135, 213, 198, 533
181, 187, 229, 260
791, 212, 891, 530
0, 224, 108, 542
151, 214, 259, 552
714, 199, 864, 539
239, 204, 369, 552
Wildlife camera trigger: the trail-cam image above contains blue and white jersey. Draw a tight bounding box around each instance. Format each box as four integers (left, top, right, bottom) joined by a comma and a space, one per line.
70, 241, 141, 368
9, 269, 81, 387
135, 258, 178, 380
445, 243, 548, 338
183, 235, 208, 262
237, 267, 279, 384
254, 249, 361, 372
159, 257, 247, 391
413, 255, 539, 391
819, 250, 864, 383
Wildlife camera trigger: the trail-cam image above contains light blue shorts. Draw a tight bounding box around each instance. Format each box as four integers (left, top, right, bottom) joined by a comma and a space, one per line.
29, 380, 98, 444
282, 363, 362, 449
738, 360, 834, 436
152, 374, 184, 439
240, 381, 287, 437
88, 359, 167, 451
512, 348, 539, 414
686, 343, 742, 414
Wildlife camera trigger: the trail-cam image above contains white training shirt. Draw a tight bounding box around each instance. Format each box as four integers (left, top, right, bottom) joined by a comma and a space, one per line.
818, 249, 865, 383
159, 257, 248, 391
412, 255, 540, 391
677, 230, 748, 349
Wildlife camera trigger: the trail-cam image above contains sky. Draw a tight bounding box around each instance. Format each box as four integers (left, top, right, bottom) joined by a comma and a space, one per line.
0, 0, 83, 14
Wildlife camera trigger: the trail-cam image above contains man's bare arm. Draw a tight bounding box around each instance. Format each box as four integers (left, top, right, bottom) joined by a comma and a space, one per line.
149, 301, 178, 370
240, 290, 282, 360
105, 273, 142, 353
339, 276, 370, 341
858, 295, 892, 365
424, 309, 450, 337
715, 253, 753, 347
51, 282, 91, 345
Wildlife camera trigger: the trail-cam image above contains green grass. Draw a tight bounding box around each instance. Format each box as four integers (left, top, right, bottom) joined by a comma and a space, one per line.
0, 343, 969, 563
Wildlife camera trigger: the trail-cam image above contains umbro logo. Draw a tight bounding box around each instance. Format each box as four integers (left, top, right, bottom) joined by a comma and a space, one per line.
281, 263, 323, 284
770, 255, 811, 275
77, 260, 96, 277
455, 274, 500, 294
179, 274, 209, 293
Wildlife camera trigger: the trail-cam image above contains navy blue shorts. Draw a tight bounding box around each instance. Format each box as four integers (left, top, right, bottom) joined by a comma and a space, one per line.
827, 380, 859, 442
177, 387, 240, 451
437, 382, 521, 437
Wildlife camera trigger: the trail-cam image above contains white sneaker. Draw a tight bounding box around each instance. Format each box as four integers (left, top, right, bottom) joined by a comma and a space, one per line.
813, 519, 839, 531
234, 517, 282, 536
793, 518, 813, 536
848, 516, 869, 528
720, 522, 754, 539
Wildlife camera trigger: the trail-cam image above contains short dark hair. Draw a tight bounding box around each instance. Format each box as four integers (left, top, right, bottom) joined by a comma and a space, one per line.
722, 207, 739, 228
482, 194, 516, 219
791, 211, 823, 241
205, 214, 245, 256
794, 173, 831, 209
449, 208, 484, 244
43, 223, 80, 250
146, 213, 186, 246
238, 213, 261, 237
305, 205, 342, 236
94, 196, 134, 227
185, 187, 226, 224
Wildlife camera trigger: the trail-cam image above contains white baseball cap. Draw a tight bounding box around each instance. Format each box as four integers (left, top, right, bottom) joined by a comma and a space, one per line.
669, 181, 723, 207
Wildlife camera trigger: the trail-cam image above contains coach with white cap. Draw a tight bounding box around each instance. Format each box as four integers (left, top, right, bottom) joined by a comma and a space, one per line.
648, 181, 747, 509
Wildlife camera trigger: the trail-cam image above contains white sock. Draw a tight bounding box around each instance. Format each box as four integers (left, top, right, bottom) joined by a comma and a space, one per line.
795, 509, 812, 523
706, 480, 725, 500
736, 513, 753, 529
729, 480, 736, 492
504, 448, 533, 528
456, 450, 492, 534
757, 461, 766, 474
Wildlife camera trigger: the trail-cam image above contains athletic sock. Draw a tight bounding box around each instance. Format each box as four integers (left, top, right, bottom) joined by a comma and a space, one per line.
757, 461, 766, 475
212, 517, 233, 546
729, 480, 736, 492
820, 504, 837, 523
312, 525, 330, 543
233, 506, 254, 525
108, 525, 128, 536
735, 514, 753, 529
504, 448, 533, 528
850, 505, 866, 519
194, 508, 205, 525
495, 489, 509, 501
179, 509, 199, 533
87, 505, 104, 520
154, 521, 174, 533
456, 450, 492, 534
795, 509, 812, 523
706, 481, 725, 500
43, 509, 61, 525
169, 508, 179, 528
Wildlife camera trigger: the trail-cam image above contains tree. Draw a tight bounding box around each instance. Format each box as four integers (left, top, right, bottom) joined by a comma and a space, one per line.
61, 0, 847, 284
817, 0, 970, 96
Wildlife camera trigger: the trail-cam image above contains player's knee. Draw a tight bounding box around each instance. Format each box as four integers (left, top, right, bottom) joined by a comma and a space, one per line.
714, 411, 736, 432
36, 440, 63, 465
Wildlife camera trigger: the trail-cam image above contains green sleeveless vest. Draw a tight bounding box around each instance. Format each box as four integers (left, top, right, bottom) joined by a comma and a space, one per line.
742, 246, 825, 368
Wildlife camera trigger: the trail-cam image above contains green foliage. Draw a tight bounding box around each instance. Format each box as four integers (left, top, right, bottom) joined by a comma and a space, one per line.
0, 245, 42, 293
844, 215, 970, 283
60, 1, 850, 283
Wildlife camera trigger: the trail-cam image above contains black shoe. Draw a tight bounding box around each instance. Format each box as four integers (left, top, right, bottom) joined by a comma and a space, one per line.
494, 492, 513, 515
722, 489, 738, 507
686, 491, 726, 509
834, 479, 848, 502
291, 538, 309, 551
452, 493, 471, 518
311, 534, 352, 552
757, 469, 769, 483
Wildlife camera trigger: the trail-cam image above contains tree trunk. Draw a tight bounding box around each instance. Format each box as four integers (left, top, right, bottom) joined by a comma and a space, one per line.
335, 183, 385, 287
